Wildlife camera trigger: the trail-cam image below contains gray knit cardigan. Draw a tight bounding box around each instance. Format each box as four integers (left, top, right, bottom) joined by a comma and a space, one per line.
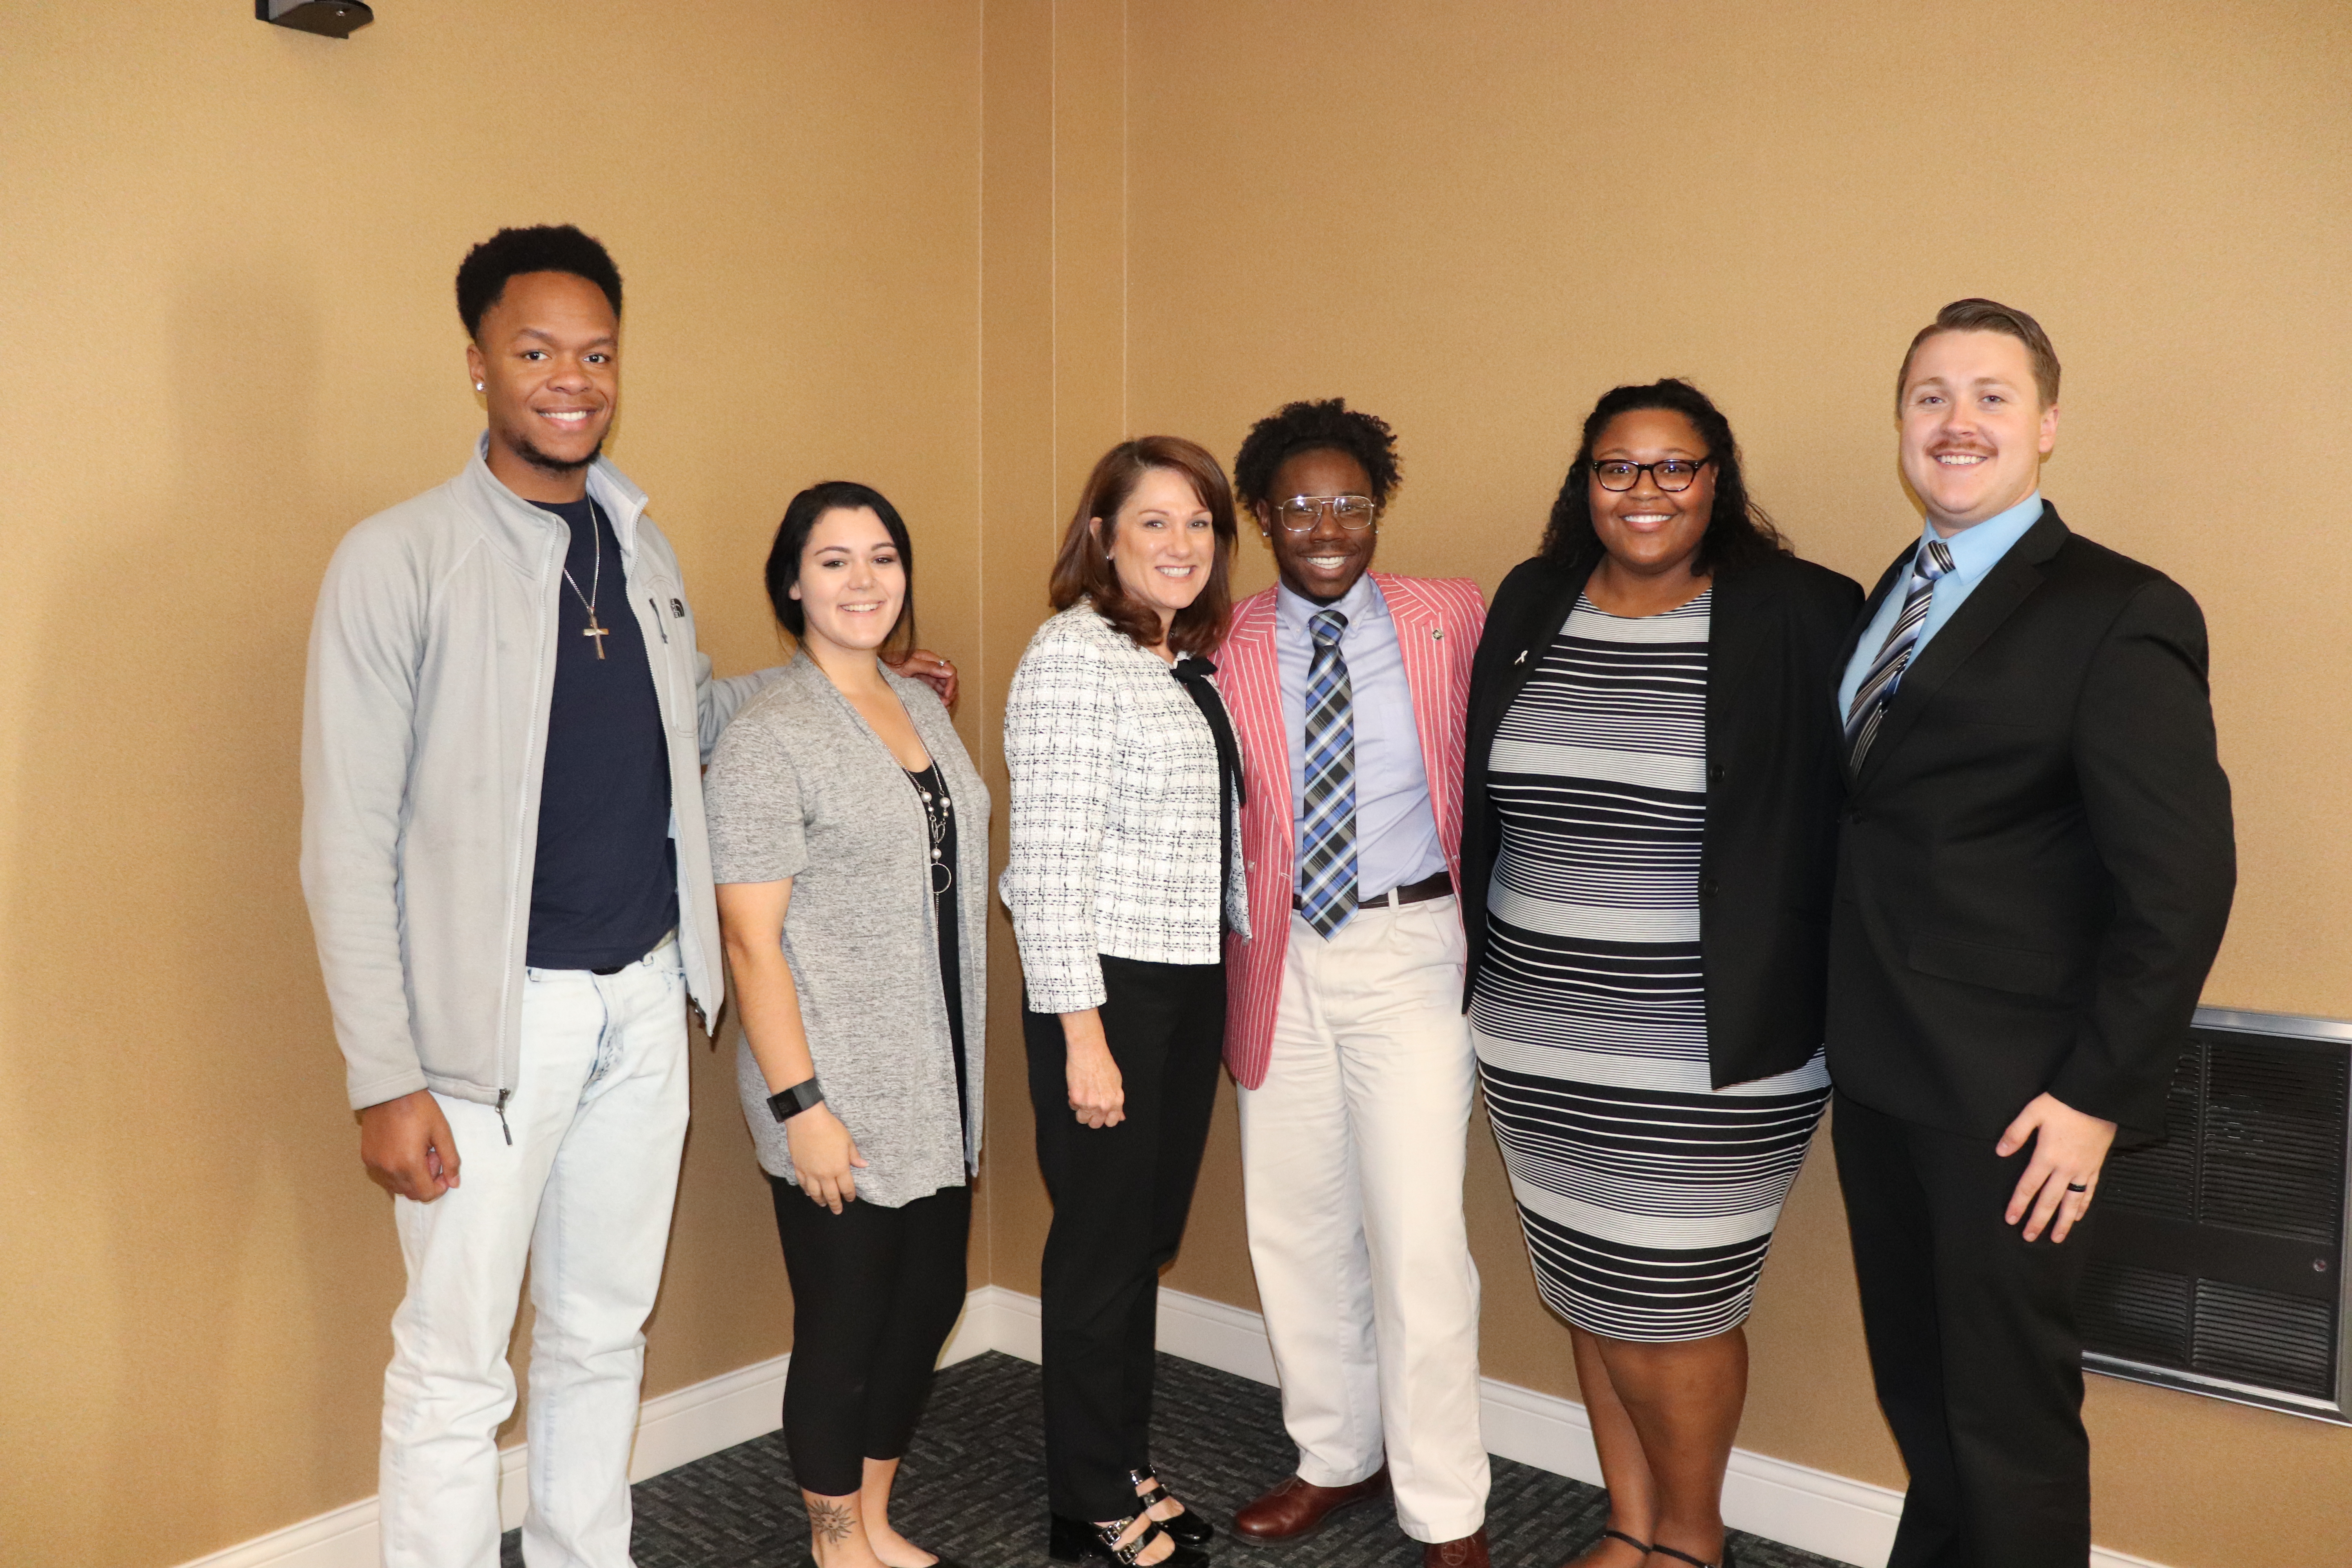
703, 656, 989, 1207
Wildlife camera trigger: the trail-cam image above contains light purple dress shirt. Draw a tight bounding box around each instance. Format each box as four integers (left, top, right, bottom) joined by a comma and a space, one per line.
1276, 575, 1448, 903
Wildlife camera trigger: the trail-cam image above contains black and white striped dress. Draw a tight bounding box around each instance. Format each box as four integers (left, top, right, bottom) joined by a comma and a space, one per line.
1471, 589, 1829, 1343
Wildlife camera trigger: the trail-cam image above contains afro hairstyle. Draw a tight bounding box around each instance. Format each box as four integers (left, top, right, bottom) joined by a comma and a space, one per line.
455, 225, 623, 340
1231, 397, 1403, 510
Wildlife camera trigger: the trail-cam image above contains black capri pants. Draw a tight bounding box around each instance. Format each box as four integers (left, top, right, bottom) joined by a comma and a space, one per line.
1024, 953, 1226, 1521
769, 1177, 972, 1496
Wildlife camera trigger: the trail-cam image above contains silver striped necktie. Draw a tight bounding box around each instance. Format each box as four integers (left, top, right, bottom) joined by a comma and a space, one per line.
1296, 609, 1358, 938
1844, 537, 1956, 769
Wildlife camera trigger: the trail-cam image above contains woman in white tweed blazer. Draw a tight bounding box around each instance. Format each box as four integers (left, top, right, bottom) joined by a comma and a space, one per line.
1000, 437, 1247, 1568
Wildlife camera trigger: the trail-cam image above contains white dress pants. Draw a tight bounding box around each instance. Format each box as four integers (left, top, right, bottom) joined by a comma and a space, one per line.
379, 937, 690, 1568
1237, 898, 1489, 1543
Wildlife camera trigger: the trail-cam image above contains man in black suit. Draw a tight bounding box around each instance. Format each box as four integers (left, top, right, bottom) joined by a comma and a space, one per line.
1826, 299, 2235, 1567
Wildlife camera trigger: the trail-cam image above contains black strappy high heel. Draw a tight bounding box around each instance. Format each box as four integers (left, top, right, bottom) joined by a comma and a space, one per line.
1569, 1528, 1652, 1564
1048, 1510, 1210, 1567
1129, 1466, 1215, 1548
1650, 1541, 1738, 1568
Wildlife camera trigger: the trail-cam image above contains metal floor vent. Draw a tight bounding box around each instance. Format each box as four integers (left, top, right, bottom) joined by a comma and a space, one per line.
2080, 1007, 2352, 1421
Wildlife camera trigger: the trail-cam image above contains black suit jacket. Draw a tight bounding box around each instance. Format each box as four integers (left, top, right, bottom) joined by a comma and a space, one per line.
1827, 505, 2236, 1141
1461, 550, 1865, 1088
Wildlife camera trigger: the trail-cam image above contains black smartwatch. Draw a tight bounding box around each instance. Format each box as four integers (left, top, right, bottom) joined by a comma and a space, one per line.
767, 1076, 826, 1123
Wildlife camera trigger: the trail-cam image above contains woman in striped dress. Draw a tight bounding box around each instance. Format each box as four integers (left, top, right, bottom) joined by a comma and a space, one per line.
1459, 381, 1862, 1568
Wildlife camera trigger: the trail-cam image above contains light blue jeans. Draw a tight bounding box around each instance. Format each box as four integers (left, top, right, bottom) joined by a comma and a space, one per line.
379, 935, 688, 1568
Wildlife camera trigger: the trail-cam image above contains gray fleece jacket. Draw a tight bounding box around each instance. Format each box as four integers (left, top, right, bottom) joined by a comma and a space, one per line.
300, 440, 777, 1111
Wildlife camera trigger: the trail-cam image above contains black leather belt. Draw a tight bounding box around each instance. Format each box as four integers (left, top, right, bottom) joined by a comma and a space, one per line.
1293, 869, 1454, 912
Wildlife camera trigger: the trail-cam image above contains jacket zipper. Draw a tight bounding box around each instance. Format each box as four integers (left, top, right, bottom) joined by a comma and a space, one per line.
645, 590, 706, 1040
505, 526, 562, 1132
647, 592, 685, 1012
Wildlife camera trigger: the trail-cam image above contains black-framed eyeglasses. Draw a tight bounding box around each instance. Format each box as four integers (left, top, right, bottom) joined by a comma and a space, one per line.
1270, 494, 1380, 532
1592, 458, 1711, 493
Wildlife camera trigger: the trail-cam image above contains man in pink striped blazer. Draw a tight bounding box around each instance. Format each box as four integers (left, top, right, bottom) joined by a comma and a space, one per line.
1218, 401, 1493, 1568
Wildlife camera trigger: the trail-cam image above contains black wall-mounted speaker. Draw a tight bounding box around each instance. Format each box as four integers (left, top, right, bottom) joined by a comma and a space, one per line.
2080, 1007, 2351, 1421
256, 0, 374, 39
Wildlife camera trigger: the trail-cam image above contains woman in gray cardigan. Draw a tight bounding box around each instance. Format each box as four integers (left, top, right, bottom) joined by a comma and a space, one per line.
706, 482, 988, 1568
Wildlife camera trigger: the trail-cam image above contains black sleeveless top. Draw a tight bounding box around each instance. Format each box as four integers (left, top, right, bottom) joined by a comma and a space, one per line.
905, 762, 969, 1157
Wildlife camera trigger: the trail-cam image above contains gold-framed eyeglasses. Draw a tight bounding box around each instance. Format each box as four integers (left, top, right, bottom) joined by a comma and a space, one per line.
1271, 494, 1380, 532
1593, 458, 1711, 492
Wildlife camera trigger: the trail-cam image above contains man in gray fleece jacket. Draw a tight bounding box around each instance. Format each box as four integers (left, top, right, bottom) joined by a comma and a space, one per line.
301, 226, 777, 1568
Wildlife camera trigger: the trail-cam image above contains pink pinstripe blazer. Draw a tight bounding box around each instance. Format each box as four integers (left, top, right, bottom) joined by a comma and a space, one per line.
1216, 573, 1487, 1089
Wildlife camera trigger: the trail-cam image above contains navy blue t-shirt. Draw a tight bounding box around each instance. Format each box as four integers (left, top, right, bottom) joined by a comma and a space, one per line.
526, 497, 679, 970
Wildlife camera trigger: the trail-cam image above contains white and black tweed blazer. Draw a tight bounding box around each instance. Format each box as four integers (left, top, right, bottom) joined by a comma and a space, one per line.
999, 603, 1250, 1013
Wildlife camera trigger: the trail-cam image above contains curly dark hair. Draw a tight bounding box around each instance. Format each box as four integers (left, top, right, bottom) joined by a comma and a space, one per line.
1231, 398, 1403, 511
1537, 379, 1788, 574
455, 225, 623, 340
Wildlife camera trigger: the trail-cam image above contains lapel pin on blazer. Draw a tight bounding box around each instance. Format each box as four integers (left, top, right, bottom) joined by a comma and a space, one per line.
1513, 649, 1528, 666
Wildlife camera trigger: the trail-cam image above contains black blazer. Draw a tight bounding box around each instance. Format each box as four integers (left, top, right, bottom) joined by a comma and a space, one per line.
1826, 505, 2236, 1141
1461, 550, 1865, 1089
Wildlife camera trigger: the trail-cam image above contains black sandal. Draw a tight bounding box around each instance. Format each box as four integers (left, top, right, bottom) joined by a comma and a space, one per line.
1651, 1542, 1737, 1568
1129, 1466, 1215, 1548
1562, 1529, 1651, 1566
1048, 1510, 1210, 1567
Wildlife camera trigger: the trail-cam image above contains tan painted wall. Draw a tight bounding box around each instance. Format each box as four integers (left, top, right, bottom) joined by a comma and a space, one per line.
0, 5, 981, 1565
7, 4, 2349, 1567
976, 4, 2352, 1567
975, 0, 1154, 1304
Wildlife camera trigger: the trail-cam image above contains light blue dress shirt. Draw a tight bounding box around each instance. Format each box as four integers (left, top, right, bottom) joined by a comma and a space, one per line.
1838, 493, 2046, 717
1277, 575, 1448, 902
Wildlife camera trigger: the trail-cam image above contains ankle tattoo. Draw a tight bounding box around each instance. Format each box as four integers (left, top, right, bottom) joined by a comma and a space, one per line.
806, 1497, 856, 1545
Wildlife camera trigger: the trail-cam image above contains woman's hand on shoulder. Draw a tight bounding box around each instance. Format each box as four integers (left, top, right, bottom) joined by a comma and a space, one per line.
885, 647, 958, 710
785, 1104, 867, 1213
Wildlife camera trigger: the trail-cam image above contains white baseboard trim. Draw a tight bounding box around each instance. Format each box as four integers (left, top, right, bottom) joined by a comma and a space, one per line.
175, 1282, 2173, 1568
175, 1282, 1048, 1568
168, 1497, 381, 1568
1147, 1285, 2172, 1568
949, 1282, 1041, 1367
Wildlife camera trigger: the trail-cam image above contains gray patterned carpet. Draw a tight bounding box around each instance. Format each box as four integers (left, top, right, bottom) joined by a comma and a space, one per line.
503, 1350, 1856, 1568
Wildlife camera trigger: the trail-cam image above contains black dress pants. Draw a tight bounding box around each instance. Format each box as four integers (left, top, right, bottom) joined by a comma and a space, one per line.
1024, 954, 1226, 1521
1831, 1091, 2095, 1568
770, 1178, 973, 1497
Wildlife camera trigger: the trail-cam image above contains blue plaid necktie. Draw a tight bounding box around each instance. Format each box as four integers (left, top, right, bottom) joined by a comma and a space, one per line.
1297, 609, 1357, 937
1844, 537, 1956, 768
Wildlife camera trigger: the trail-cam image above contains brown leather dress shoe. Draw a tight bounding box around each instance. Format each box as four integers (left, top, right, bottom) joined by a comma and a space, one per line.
1230, 1467, 1390, 1544
1423, 1526, 1491, 1567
